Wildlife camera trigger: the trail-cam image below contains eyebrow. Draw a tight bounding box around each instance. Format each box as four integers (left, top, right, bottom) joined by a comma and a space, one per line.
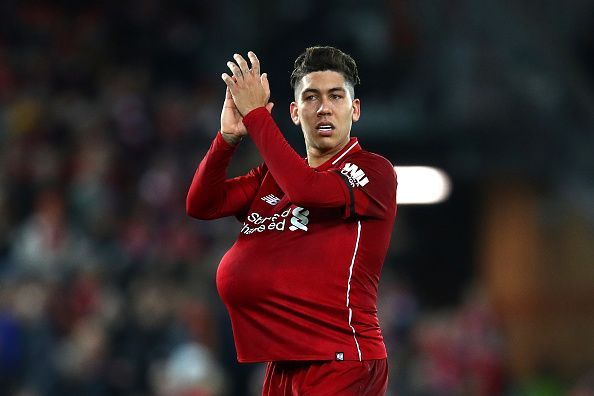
301, 87, 347, 97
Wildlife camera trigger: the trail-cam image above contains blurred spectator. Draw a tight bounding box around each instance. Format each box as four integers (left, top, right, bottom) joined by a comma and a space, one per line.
408, 284, 505, 396
11, 188, 92, 277
151, 342, 224, 396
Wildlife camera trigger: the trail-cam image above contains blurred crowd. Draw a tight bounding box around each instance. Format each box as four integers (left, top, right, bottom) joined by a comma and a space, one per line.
1, 2, 235, 395
0, 1, 593, 395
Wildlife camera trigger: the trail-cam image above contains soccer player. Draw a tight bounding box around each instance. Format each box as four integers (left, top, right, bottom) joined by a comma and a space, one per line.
187, 47, 397, 395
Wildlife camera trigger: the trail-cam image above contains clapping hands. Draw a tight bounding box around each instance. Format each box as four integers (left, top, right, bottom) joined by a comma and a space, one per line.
219, 51, 274, 145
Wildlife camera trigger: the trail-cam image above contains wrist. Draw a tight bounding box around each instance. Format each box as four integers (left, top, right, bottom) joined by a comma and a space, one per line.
220, 131, 243, 146
242, 107, 269, 128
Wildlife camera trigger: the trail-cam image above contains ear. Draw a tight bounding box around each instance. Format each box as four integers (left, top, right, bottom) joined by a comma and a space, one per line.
290, 102, 300, 125
351, 98, 361, 123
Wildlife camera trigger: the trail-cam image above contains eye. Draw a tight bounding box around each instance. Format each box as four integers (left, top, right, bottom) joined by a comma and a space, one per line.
331, 94, 343, 100
304, 95, 317, 101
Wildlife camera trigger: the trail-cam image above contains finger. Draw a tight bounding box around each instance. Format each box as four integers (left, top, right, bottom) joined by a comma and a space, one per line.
233, 53, 250, 76
221, 73, 236, 88
225, 86, 233, 99
265, 102, 274, 113
227, 61, 243, 80
248, 51, 260, 75
261, 73, 270, 97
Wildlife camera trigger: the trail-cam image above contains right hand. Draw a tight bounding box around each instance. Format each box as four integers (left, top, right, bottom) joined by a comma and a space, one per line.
220, 80, 274, 146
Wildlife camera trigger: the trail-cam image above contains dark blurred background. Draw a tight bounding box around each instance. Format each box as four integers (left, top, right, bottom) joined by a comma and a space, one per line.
0, 1, 593, 395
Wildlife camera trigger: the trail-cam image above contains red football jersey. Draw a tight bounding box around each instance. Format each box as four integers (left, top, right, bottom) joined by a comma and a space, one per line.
187, 107, 397, 362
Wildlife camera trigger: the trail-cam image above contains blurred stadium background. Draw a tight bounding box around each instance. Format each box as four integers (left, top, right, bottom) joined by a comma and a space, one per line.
0, 1, 593, 395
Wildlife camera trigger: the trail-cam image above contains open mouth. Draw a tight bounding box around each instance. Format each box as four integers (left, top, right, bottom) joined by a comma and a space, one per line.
316, 122, 335, 135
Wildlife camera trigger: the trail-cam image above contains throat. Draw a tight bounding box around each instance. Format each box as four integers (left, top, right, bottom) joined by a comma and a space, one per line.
306, 141, 349, 168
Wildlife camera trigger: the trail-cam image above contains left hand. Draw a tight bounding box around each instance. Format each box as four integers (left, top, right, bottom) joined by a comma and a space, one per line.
221, 52, 271, 116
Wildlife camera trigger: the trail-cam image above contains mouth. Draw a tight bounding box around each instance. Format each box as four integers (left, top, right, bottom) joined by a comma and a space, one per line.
315, 122, 335, 136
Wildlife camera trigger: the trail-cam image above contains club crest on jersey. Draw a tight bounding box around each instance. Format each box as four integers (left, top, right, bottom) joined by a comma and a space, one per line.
340, 163, 369, 187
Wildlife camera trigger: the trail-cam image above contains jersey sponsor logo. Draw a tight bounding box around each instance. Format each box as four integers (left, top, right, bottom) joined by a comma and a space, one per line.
340, 163, 369, 187
241, 206, 310, 234
289, 207, 309, 231
261, 194, 280, 205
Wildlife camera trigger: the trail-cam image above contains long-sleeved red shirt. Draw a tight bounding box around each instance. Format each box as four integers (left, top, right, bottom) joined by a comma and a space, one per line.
187, 107, 397, 362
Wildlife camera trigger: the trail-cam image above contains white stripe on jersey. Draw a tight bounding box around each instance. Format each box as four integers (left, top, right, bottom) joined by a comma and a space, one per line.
332, 141, 359, 165
346, 220, 363, 361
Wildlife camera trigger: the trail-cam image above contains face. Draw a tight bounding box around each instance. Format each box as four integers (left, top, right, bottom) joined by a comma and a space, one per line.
290, 71, 360, 155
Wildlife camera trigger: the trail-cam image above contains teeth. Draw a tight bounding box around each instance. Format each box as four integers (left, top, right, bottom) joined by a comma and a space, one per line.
318, 126, 332, 130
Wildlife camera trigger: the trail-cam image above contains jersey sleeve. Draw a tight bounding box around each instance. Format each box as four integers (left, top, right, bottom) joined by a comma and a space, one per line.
186, 132, 264, 220
334, 154, 397, 220
242, 107, 350, 208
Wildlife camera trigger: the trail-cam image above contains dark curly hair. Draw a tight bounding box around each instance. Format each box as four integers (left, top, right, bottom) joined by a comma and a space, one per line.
290, 46, 360, 96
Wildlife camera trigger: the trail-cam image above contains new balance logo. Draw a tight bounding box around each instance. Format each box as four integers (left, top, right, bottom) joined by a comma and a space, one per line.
340, 163, 369, 187
261, 194, 280, 205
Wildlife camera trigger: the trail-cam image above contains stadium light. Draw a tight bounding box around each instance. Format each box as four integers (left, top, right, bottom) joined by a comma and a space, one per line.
394, 166, 452, 205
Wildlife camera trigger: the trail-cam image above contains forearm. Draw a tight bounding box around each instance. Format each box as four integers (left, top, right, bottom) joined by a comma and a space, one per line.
186, 132, 249, 219
243, 107, 347, 207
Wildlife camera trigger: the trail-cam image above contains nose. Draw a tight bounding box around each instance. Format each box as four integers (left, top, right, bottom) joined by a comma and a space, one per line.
316, 96, 332, 116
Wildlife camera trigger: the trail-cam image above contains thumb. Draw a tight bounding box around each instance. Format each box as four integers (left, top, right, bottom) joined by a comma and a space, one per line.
265, 102, 274, 113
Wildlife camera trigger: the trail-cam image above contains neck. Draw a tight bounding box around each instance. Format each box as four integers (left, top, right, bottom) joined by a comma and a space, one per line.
306, 139, 350, 168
